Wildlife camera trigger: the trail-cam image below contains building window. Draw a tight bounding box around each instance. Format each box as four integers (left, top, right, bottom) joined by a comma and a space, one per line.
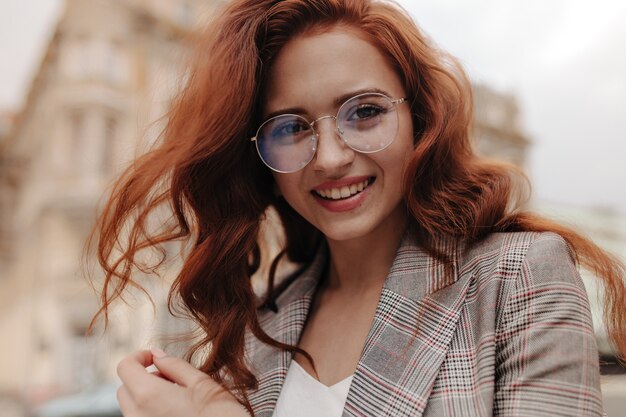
61, 35, 91, 80
70, 111, 85, 162
102, 116, 117, 174
178, 1, 194, 26
104, 40, 127, 85
79, 37, 93, 79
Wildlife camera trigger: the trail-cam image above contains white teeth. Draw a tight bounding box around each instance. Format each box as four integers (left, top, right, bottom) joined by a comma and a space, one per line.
315, 179, 371, 200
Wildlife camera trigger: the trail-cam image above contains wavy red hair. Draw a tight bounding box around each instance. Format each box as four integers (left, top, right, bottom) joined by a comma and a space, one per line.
89, 0, 626, 411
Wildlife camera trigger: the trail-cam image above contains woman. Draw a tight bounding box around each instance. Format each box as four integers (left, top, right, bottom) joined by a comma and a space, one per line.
93, 0, 626, 416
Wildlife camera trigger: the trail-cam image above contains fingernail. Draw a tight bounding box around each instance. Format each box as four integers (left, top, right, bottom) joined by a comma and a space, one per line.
150, 346, 167, 358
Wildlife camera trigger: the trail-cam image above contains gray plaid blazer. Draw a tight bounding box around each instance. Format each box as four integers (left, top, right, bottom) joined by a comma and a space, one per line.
244, 231, 603, 416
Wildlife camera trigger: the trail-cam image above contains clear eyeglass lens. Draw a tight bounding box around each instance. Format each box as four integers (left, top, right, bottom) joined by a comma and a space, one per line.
255, 93, 399, 172
256, 115, 317, 173
337, 94, 398, 153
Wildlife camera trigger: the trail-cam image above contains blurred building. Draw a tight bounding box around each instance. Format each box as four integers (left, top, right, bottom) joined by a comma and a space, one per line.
0, 110, 15, 141
0, 0, 223, 415
0, 110, 18, 267
473, 85, 530, 169
0, 108, 27, 417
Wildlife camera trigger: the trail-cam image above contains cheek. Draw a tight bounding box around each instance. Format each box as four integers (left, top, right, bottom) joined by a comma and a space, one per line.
398, 109, 415, 146
375, 134, 414, 196
272, 174, 300, 201
396, 123, 416, 168
381, 135, 414, 173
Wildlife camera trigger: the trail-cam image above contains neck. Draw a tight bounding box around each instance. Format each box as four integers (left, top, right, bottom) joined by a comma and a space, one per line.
323, 207, 408, 293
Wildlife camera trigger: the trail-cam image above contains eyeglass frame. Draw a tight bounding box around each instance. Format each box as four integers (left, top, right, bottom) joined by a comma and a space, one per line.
250, 92, 407, 173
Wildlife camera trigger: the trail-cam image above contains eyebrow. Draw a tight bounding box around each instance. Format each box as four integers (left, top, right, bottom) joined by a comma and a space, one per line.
264, 87, 394, 120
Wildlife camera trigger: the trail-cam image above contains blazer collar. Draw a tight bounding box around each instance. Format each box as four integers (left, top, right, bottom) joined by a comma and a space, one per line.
248, 231, 473, 417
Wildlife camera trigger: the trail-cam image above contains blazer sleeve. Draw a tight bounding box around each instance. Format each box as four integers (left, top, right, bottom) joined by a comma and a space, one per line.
493, 233, 604, 416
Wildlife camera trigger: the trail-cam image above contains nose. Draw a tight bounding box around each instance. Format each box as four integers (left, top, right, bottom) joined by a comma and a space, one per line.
311, 118, 355, 174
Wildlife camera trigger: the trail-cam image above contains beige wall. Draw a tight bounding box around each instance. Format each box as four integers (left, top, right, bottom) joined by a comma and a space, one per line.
0, 0, 217, 411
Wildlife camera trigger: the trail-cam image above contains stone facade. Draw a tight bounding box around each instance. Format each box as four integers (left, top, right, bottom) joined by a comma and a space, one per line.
0, 0, 223, 413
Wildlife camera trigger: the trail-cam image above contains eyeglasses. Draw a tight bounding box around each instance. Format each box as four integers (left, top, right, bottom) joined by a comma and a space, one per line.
251, 92, 406, 173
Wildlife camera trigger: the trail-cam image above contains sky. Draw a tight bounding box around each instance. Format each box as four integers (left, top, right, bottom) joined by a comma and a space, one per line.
396, 0, 626, 215
1, 0, 625, 214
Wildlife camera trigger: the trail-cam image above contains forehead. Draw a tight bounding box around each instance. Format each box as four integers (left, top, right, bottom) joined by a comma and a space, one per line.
263, 27, 405, 116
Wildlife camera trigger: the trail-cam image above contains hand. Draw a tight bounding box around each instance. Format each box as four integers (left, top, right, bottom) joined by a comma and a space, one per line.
116, 348, 250, 417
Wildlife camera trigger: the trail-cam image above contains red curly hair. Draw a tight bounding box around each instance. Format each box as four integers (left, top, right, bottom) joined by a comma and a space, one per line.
90, 0, 626, 411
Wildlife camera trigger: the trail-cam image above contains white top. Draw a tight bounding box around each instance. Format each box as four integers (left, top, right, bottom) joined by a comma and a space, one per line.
272, 360, 354, 417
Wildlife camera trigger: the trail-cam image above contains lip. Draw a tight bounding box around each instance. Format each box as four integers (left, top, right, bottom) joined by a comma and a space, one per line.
311, 176, 374, 212
312, 175, 372, 192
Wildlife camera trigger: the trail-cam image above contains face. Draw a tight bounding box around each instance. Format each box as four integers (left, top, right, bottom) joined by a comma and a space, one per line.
262, 27, 414, 243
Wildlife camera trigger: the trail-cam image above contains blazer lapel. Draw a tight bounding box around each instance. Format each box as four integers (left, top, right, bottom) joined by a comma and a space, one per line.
246, 246, 327, 417
343, 233, 473, 417
247, 233, 473, 417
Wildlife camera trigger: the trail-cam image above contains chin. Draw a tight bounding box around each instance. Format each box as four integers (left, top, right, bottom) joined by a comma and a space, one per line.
317, 220, 377, 243
322, 230, 365, 242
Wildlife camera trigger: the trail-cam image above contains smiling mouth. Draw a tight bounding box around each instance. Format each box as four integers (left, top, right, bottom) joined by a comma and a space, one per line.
312, 177, 375, 200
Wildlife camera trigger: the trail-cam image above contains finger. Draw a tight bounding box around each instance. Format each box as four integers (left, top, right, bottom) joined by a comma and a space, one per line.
117, 350, 175, 401
150, 347, 209, 388
116, 385, 137, 415
116, 350, 154, 385
149, 370, 169, 380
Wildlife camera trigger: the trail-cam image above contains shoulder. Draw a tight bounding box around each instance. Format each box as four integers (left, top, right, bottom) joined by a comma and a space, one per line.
461, 231, 585, 302
456, 232, 603, 415
461, 231, 577, 283
457, 232, 587, 328
465, 232, 594, 341
464, 230, 570, 258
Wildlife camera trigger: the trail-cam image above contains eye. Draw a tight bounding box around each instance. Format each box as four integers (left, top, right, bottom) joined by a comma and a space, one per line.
267, 117, 311, 143
349, 104, 386, 121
